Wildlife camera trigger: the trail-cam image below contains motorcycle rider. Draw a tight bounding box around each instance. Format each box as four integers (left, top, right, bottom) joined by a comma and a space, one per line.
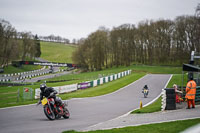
142, 85, 149, 95
37, 83, 64, 111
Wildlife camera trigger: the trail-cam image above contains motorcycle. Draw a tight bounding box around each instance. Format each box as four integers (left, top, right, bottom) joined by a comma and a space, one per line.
142, 89, 149, 98
39, 96, 70, 120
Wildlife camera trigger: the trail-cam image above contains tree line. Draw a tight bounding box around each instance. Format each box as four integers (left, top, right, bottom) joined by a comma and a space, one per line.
39, 34, 70, 44
0, 19, 41, 68
73, 8, 200, 71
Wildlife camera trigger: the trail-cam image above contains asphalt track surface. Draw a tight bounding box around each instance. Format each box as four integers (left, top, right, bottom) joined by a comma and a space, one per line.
0, 74, 171, 133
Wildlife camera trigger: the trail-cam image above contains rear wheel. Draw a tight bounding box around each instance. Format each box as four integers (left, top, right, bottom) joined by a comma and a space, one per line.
63, 108, 70, 119
144, 93, 147, 98
44, 105, 55, 120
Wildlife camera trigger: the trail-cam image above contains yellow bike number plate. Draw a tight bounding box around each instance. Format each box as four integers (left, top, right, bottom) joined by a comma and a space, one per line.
42, 98, 48, 105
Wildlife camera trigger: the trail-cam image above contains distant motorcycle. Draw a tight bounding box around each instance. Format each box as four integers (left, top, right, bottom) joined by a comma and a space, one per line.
142, 85, 149, 98
38, 96, 70, 120
142, 89, 149, 98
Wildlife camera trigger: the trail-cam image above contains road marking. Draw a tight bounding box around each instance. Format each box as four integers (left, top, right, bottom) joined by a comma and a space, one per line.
85, 74, 172, 130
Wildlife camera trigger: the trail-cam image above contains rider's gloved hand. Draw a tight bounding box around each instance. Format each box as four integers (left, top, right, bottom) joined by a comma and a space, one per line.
37, 101, 41, 105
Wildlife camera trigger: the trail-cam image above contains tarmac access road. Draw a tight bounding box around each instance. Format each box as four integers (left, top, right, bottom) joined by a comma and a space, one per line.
0, 74, 171, 133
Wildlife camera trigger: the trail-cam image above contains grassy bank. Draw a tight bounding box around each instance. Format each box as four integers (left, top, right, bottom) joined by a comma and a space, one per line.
43, 65, 182, 84
63, 118, 200, 133
59, 73, 145, 100
1, 65, 42, 74
40, 41, 77, 63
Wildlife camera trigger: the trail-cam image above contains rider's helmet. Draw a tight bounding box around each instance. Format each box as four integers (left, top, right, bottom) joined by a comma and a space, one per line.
40, 83, 46, 92
144, 85, 148, 89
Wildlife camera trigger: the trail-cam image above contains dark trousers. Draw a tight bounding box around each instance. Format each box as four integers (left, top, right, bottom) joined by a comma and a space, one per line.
187, 99, 195, 108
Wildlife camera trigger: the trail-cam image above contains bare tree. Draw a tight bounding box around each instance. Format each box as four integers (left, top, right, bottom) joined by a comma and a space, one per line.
195, 3, 200, 17
0, 19, 17, 67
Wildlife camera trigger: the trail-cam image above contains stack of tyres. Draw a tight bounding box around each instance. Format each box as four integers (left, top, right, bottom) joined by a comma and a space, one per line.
165, 88, 176, 110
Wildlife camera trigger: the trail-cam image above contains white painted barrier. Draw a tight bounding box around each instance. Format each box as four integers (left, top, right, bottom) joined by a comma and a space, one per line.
114, 74, 117, 80
110, 75, 113, 81
105, 77, 108, 83
161, 89, 166, 111
100, 78, 103, 84
93, 80, 97, 87
118, 73, 121, 78
35, 83, 78, 99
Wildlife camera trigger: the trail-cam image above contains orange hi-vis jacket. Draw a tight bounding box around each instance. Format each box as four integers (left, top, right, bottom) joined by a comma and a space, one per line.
185, 80, 197, 100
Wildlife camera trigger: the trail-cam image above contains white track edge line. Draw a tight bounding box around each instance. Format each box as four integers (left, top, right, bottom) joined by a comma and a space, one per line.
85, 74, 172, 130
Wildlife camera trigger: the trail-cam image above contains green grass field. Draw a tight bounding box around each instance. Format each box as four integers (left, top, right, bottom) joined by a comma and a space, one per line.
40, 41, 77, 63
132, 97, 162, 114
0, 65, 183, 108
63, 118, 200, 133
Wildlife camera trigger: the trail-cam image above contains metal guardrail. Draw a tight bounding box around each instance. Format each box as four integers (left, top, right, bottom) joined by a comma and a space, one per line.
0, 67, 50, 82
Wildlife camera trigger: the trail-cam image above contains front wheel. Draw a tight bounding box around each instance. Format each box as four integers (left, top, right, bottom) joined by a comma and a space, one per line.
44, 105, 55, 120
144, 93, 147, 98
63, 108, 70, 119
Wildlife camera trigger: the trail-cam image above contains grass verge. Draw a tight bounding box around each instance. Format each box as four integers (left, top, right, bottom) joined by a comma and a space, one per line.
2, 65, 42, 74
131, 97, 162, 114
131, 73, 188, 114
63, 118, 200, 133
59, 73, 145, 99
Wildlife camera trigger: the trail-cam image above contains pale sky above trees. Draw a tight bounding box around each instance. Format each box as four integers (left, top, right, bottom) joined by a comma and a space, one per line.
0, 0, 199, 41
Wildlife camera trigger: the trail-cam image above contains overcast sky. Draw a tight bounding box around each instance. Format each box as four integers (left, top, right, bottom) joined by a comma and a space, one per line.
0, 0, 199, 41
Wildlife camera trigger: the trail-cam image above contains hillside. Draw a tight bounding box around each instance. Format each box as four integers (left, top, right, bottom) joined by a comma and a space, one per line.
40, 41, 77, 63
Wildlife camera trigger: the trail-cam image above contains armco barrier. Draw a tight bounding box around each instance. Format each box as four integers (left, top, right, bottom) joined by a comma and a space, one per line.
78, 82, 91, 89
78, 70, 131, 89
35, 84, 78, 99
93, 80, 97, 87
0, 67, 49, 82
34, 70, 132, 99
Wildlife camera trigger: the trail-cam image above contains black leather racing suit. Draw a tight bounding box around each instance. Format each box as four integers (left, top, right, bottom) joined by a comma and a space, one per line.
39, 87, 62, 106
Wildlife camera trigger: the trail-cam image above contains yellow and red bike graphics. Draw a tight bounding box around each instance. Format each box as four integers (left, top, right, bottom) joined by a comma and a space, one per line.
41, 98, 48, 105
